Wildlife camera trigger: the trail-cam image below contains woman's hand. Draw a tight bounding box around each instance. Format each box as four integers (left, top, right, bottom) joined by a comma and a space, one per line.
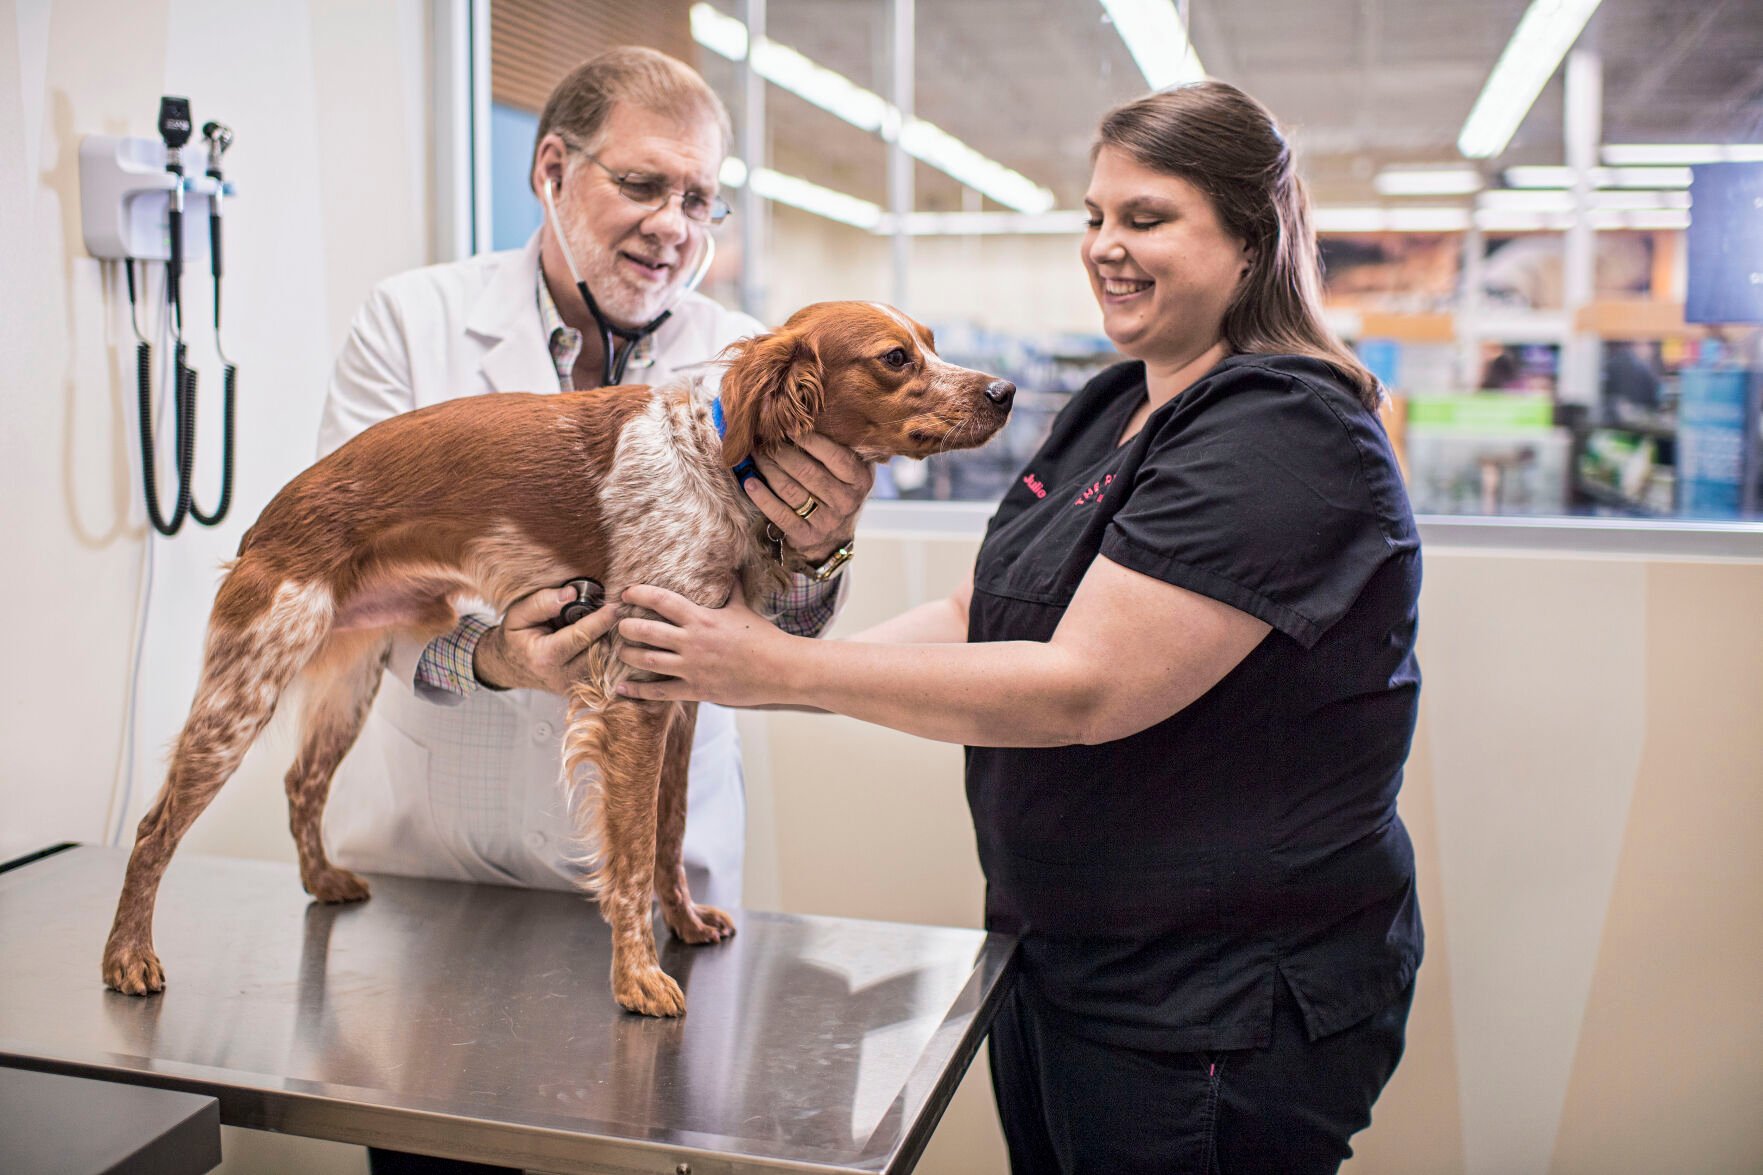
615, 585, 796, 707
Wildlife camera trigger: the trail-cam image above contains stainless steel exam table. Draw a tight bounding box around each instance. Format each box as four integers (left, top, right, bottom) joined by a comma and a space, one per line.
0, 845, 1016, 1173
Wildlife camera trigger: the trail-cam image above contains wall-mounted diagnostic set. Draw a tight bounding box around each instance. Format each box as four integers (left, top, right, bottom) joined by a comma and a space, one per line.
81, 96, 240, 535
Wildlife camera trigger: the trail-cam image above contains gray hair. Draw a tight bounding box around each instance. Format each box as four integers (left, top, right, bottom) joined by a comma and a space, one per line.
529, 46, 732, 190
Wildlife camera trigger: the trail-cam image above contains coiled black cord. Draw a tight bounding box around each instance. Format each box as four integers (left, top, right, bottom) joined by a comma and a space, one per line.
135, 335, 195, 535
190, 180, 236, 527
189, 358, 234, 525
129, 260, 194, 535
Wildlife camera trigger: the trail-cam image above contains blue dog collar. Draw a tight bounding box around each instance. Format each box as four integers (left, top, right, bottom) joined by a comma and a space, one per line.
710, 396, 762, 485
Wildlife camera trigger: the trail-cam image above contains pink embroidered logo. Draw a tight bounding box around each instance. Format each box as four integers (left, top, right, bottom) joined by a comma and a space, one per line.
1074, 473, 1114, 505
1022, 472, 1047, 499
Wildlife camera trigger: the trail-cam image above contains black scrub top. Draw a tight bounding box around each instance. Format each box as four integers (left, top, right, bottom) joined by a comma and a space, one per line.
967, 354, 1422, 1053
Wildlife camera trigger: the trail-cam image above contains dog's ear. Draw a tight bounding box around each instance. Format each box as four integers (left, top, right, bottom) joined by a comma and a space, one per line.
716, 328, 824, 469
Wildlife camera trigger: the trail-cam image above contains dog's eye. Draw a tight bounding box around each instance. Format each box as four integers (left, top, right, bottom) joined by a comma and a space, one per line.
881, 347, 911, 369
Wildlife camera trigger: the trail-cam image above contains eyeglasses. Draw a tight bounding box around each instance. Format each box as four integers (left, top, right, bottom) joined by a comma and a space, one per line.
578, 149, 731, 225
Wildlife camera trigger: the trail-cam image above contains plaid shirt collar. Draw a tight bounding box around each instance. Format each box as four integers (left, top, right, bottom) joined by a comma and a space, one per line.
536, 269, 660, 391
536, 270, 582, 392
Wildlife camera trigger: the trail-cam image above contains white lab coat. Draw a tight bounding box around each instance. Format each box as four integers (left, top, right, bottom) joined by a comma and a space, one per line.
317, 232, 764, 908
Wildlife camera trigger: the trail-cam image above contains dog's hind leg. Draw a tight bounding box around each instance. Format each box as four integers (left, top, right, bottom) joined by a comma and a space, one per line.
565, 688, 682, 1017
653, 701, 736, 945
103, 573, 334, 995
284, 630, 391, 904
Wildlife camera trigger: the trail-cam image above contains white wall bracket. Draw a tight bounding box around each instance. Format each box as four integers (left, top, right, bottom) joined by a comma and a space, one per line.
79, 134, 237, 262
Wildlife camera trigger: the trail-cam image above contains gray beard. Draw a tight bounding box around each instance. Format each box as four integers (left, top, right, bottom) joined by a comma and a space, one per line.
562, 214, 681, 327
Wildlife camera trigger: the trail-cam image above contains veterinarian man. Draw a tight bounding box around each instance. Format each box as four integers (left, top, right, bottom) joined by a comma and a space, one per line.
316, 47, 867, 949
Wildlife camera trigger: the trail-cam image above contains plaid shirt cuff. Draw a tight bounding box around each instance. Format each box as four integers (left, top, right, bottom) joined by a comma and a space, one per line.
415, 572, 838, 695
415, 614, 494, 699
768, 570, 846, 638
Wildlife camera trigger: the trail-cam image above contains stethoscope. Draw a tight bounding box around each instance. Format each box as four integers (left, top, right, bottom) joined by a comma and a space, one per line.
541, 173, 715, 388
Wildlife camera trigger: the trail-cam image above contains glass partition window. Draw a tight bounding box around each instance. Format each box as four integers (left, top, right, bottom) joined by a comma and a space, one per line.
485, 0, 1763, 527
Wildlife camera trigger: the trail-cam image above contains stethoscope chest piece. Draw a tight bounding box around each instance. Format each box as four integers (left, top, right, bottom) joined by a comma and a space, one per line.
551, 578, 606, 630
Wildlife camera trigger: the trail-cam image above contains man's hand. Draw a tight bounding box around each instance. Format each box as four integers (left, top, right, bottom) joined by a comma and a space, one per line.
474, 584, 620, 694
745, 433, 873, 565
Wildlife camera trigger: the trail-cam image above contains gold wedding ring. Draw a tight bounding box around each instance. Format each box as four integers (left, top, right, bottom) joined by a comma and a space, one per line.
794, 494, 820, 520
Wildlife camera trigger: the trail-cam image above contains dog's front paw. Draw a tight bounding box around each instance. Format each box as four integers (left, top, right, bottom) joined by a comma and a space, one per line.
614, 965, 686, 1017
103, 942, 166, 995
664, 902, 736, 944
304, 868, 371, 904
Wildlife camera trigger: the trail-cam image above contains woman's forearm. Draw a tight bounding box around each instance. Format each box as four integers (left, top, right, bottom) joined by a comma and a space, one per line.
773, 634, 1100, 747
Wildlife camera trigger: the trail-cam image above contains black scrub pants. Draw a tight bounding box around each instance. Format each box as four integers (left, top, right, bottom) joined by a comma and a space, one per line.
987, 977, 1414, 1175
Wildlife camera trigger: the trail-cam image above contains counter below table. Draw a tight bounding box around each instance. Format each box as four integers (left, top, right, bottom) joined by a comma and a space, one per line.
0, 845, 1016, 1174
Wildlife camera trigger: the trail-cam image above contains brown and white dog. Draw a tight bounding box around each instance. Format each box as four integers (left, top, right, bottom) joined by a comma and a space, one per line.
102, 300, 1013, 1017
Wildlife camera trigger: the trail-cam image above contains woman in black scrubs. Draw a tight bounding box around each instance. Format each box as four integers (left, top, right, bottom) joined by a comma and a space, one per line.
618, 80, 1422, 1174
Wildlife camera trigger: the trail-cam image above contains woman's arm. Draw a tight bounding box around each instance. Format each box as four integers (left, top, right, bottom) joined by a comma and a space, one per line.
617, 557, 1268, 747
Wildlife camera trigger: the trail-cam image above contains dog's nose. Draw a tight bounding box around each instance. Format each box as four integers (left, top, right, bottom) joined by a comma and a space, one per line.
984, 379, 1016, 408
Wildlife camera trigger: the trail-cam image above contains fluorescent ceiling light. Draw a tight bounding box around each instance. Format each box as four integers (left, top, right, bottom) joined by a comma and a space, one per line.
1601, 143, 1763, 165
750, 167, 883, 230
1617, 209, 1691, 230
1311, 194, 1692, 234
1374, 166, 1484, 196
1458, 0, 1604, 159
1501, 165, 1577, 188
1471, 207, 1683, 232
1592, 189, 1690, 211
751, 39, 891, 134
1310, 206, 1471, 233
690, 3, 748, 59
880, 210, 1090, 235
691, 3, 1054, 213
1503, 164, 1695, 189
1387, 207, 1473, 232
1477, 186, 1688, 215
721, 155, 882, 229
1604, 166, 1694, 188
896, 120, 1052, 213
1479, 188, 1576, 212
1099, 0, 1206, 89
1311, 206, 1390, 233
1590, 208, 1691, 230
1474, 208, 1571, 231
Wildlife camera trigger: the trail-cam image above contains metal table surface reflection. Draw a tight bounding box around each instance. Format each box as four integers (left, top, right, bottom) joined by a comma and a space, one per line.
0, 846, 1016, 1174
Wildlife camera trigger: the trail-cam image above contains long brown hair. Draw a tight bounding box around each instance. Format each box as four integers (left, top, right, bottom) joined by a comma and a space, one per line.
1095, 82, 1381, 409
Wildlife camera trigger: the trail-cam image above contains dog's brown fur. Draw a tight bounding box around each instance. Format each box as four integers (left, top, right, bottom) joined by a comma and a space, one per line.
102, 301, 1012, 1016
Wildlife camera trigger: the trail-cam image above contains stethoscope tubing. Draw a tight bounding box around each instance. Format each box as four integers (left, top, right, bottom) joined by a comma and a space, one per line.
541, 174, 716, 388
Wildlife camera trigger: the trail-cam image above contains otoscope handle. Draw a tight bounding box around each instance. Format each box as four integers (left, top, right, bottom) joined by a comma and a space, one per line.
208, 208, 222, 280
166, 200, 182, 328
